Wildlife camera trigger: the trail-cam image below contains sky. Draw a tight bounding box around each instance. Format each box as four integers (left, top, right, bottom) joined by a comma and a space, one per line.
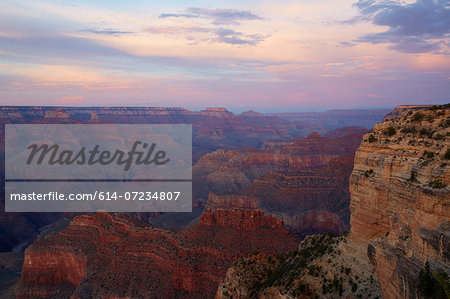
0, 0, 449, 112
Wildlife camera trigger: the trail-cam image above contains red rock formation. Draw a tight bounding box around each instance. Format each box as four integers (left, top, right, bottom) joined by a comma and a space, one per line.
16, 211, 297, 298
260, 141, 293, 150
193, 132, 364, 203
298, 211, 343, 234
205, 156, 355, 235
350, 105, 449, 298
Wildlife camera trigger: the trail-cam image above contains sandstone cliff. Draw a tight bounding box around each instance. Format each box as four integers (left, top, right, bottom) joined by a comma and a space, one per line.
350, 104, 449, 298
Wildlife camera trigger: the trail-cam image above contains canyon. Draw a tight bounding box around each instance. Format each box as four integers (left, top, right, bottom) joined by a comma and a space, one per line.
216, 104, 450, 298
189, 129, 365, 235
0, 107, 376, 253
3, 105, 447, 298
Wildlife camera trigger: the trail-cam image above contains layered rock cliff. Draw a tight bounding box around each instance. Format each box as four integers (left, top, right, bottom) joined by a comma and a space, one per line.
16, 211, 297, 298
193, 131, 364, 204
205, 156, 355, 235
350, 104, 449, 298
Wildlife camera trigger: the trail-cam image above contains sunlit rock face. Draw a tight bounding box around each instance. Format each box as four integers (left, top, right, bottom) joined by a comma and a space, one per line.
350, 105, 449, 298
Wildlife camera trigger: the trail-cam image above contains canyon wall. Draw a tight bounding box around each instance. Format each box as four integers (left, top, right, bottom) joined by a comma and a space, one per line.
350, 105, 449, 298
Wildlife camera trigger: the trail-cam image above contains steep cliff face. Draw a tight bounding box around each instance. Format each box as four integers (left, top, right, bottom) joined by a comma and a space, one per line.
16, 211, 297, 298
350, 105, 449, 298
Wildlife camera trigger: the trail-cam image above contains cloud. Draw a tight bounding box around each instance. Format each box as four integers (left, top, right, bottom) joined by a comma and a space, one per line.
0, 35, 127, 58
351, 0, 450, 53
339, 41, 356, 47
159, 13, 199, 19
146, 26, 265, 45
81, 28, 135, 36
215, 28, 265, 45
159, 7, 263, 25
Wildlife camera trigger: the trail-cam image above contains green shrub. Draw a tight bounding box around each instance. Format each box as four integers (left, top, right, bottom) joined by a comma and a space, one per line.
409, 171, 418, 183
413, 112, 425, 122
420, 128, 431, 136
385, 126, 396, 136
368, 135, 377, 143
445, 148, 450, 160
423, 151, 435, 159
418, 262, 448, 299
429, 180, 446, 189
364, 169, 374, 177
401, 126, 417, 134
434, 272, 450, 299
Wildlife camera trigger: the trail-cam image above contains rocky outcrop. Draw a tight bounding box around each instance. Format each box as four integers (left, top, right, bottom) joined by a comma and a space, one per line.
216, 233, 382, 298
16, 211, 297, 298
43, 109, 70, 119
260, 141, 293, 150
350, 104, 449, 298
382, 105, 433, 122
88, 112, 101, 123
